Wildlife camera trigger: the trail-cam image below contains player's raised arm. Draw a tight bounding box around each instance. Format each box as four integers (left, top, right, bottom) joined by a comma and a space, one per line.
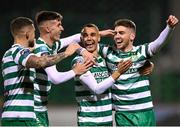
167, 15, 179, 28
148, 15, 178, 56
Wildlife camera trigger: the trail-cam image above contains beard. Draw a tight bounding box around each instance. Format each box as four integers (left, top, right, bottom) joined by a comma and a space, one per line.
28, 39, 35, 47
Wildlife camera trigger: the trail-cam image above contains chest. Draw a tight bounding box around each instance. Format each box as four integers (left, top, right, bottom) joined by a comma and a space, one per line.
90, 58, 109, 83
106, 50, 147, 72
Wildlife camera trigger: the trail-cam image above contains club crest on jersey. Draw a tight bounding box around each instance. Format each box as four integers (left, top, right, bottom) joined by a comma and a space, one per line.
130, 55, 139, 62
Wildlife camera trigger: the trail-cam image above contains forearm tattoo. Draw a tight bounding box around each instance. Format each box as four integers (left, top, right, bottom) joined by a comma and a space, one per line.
26, 52, 67, 68
41, 52, 67, 67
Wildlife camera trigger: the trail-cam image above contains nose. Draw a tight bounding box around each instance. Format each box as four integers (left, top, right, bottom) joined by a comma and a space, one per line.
60, 26, 64, 31
114, 32, 121, 39
86, 35, 92, 41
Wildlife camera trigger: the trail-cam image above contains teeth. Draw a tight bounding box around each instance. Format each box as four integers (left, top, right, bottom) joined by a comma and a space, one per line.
86, 44, 92, 46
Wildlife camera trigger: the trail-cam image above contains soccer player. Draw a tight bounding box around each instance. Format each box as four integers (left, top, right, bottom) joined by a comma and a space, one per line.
33, 11, 97, 126
1, 17, 87, 126
99, 15, 178, 126
71, 23, 132, 126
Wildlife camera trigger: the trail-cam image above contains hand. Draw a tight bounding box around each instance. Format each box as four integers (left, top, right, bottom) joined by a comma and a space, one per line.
64, 43, 81, 57
99, 29, 115, 38
117, 60, 132, 74
73, 60, 93, 75
81, 50, 97, 65
166, 15, 179, 28
111, 60, 132, 80
139, 61, 154, 75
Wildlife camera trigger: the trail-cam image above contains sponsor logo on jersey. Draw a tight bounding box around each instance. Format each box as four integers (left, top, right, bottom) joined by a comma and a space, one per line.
93, 71, 109, 79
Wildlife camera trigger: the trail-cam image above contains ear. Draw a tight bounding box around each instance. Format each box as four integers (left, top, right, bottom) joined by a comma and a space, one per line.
130, 33, 135, 41
46, 26, 51, 33
42, 22, 51, 33
25, 32, 29, 40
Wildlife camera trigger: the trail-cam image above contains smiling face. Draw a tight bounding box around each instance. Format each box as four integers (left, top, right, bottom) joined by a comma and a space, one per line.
47, 19, 64, 42
114, 25, 135, 51
113, 19, 136, 52
81, 26, 100, 53
35, 11, 64, 44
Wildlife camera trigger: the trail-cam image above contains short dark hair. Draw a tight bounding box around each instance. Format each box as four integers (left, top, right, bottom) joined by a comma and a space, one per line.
81, 23, 99, 34
35, 11, 63, 26
114, 19, 136, 33
10, 17, 33, 36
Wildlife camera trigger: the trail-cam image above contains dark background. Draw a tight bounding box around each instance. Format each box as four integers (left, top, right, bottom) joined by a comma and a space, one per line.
0, 0, 180, 125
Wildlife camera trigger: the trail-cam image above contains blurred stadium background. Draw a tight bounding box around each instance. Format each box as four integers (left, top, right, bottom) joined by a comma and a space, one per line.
0, 0, 180, 126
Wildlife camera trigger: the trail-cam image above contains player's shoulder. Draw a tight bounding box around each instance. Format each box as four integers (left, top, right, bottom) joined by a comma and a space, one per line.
12, 44, 30, 55
134, 43, 148, 49
2, 47, 14, 59
34, 43, 49, 55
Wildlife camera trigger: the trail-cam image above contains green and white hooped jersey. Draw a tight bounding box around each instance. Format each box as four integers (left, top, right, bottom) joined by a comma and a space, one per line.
72, 55, 113, 126
99, 44, 153, 112
1, 44, 36, 120
33, 38, 61, 112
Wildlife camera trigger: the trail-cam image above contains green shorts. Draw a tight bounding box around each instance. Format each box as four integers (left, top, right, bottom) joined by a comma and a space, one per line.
36, 111, 49, 127
115, 109, 156, 126
1, 119, 37, 126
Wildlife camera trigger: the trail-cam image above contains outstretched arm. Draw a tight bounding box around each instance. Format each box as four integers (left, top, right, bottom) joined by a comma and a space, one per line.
148, 15, 178, 56
79, 60, 132, 94
60, 34, 81, 48
26, 43, 81, 68
45, 65, 76, 84
45, 60, 92, 84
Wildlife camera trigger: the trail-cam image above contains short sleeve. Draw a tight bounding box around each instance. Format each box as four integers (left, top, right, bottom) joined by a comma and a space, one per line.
12, 47, 34, 66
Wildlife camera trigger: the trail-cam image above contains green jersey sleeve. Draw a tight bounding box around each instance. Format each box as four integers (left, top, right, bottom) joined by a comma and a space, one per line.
12, 46, 33, 66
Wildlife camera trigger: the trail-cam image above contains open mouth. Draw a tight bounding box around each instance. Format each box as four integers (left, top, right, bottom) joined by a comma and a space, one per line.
86, 44, 94, 48
116, 41, 123, 45
115, 40, 124, 48
85, 41, 95, 46
85, 42, 95, 49
116, 41, 122, 44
